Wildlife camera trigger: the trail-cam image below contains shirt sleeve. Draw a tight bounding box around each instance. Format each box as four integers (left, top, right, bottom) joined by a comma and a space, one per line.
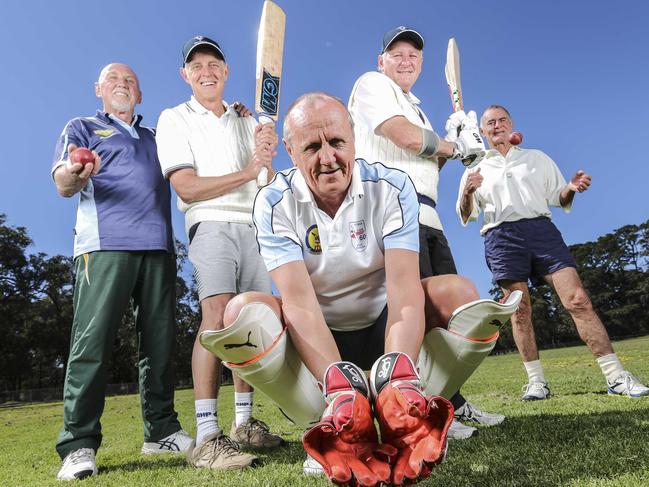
156, 108, 195, 178
350, 72, 407, 134
456, 168, 481, 225
383, 172, 420, 252
542, 152, 572, 213
51, 119, 87, 179
253, 179, 304, 272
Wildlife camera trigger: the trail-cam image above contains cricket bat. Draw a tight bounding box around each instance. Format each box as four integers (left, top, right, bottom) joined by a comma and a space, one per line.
255, 0, 286, 187
445, 38, 463, 113
445, 37, 484, 167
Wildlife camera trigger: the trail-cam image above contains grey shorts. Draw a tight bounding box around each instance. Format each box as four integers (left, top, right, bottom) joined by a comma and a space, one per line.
188, 221, 272, 302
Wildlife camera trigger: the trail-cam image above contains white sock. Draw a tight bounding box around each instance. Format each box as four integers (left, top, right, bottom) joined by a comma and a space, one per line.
195, 399, 219, 444
597, 353, 625, 382
523, 360, 546, 383
235, 392, 254, 426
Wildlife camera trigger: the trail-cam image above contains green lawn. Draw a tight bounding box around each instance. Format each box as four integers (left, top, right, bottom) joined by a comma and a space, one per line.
2, 336, 648, 486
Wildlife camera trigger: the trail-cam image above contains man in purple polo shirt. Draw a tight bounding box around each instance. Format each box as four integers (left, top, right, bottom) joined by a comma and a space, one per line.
51, 63, 191, 481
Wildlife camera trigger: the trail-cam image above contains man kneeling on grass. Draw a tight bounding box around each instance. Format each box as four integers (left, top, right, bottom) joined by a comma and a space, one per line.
199, 93, 523, 486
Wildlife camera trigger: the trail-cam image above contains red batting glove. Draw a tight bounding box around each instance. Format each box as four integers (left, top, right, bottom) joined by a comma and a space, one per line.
371, 352, 454, 486
302, 361, 397, 487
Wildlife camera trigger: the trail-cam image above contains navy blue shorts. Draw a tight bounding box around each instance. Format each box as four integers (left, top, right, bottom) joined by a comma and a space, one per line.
484, 217, 576, 286
331, 306, 388, 370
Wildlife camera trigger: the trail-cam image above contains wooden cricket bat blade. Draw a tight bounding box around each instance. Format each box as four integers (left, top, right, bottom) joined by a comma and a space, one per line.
255, 0, 286, 121
445, 38, 463, 112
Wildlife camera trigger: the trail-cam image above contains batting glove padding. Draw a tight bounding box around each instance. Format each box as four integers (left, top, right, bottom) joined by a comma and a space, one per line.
371, 352, 454, 486
444, 110, 467, 143
450, 110, 486, 168
302, 362, 396, 487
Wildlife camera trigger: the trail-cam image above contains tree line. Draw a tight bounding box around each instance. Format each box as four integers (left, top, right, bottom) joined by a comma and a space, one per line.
1, 213, 648, 392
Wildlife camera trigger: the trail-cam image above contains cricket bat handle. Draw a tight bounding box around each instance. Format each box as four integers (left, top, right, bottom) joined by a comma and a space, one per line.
256, 114, 275, 187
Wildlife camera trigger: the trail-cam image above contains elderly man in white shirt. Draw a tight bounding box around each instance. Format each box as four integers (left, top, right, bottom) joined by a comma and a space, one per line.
156, 35, 284, 470
348, 26, 501, 438
458, 104, 649, 400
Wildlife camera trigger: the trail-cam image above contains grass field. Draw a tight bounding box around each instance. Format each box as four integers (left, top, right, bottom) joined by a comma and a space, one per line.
2, 336, 648, 486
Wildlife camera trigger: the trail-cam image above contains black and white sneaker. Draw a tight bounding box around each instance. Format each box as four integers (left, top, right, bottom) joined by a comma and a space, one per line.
141, 429, 193, 454
57, 448, 97, 481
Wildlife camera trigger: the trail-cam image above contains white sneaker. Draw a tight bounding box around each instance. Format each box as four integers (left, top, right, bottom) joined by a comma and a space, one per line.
455, 401, 505, 426
141, 429, 193, 454
607, 371, 649, 397
57, 448, 97, 481
303, 454, 324, 476
447, 419, 478, 440
521, 380, 551, 401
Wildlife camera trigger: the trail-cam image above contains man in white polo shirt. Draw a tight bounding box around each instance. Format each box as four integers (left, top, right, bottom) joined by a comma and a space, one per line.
458, 104, 649, 400
199, 93, 522, 486
348, 26, 502, 438
156, 35, 284, 470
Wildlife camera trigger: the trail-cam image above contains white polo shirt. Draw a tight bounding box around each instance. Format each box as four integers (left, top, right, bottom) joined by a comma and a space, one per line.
156, 96, 259, 234
253, 158, 420, 331
457, 146, 572, 235
348, 71, 442, 230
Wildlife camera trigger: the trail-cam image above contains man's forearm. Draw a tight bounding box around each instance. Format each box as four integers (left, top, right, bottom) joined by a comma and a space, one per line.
559, 186, 576, 207
459, 193, 474, 223
170, 169, 253, 204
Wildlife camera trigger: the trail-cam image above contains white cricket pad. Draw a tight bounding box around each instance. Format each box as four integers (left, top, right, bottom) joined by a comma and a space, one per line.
199, 302, 325, 426
417, 291, 522, 398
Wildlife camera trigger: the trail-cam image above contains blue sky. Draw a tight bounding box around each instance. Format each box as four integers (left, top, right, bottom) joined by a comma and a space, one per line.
1, 0, 648, 295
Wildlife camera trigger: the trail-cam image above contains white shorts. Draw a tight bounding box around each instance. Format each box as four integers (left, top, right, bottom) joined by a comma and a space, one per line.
188, 221, 271, 301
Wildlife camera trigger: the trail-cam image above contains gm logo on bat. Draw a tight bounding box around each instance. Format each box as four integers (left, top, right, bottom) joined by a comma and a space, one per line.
261, 69, 280, 116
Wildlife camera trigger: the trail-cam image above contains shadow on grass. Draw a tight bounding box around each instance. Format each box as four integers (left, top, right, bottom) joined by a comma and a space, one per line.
431, 408, 649, 486
97, 409, 649, 486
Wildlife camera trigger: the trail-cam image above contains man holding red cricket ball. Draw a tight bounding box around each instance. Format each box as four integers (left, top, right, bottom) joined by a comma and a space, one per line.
51, 63, 191, 481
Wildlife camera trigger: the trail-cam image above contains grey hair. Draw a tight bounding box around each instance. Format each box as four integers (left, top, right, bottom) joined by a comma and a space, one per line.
480, 104, 512, 127
283, 92, 354, 145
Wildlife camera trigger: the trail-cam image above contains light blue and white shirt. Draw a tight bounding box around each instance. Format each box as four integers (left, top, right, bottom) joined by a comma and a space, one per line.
253, 158, 419, 331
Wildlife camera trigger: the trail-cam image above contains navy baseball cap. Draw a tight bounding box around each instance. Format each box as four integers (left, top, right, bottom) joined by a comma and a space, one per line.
182, 35, 225, 64
381, 26, 424, 53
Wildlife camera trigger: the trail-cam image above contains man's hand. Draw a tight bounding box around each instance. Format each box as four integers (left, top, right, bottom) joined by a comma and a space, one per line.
54, 144, 101, 197
371, 353, 454, 486
244, 124, 277, 181
444, 110, 467, 143
67, 143, 101, 178
568, 170, 591, 193
302, 362, 396, 487
463, 167, 483, 195
232, 101, 253, 118
450, 111, 485, 168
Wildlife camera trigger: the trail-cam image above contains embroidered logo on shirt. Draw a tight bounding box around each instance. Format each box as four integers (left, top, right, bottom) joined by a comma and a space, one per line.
305, 224, 321, 254
350, 220, 367, 252
94, 129, 115, 138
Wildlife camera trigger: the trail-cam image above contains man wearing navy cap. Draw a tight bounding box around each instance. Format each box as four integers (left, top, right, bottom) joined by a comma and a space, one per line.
52, 63, 191, 480
157, 36, 283, 470
348, 26, 500, 439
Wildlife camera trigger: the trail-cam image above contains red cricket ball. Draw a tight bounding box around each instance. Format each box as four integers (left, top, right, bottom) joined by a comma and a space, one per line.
70, 148, 95, 165
509, 132, 523, 145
